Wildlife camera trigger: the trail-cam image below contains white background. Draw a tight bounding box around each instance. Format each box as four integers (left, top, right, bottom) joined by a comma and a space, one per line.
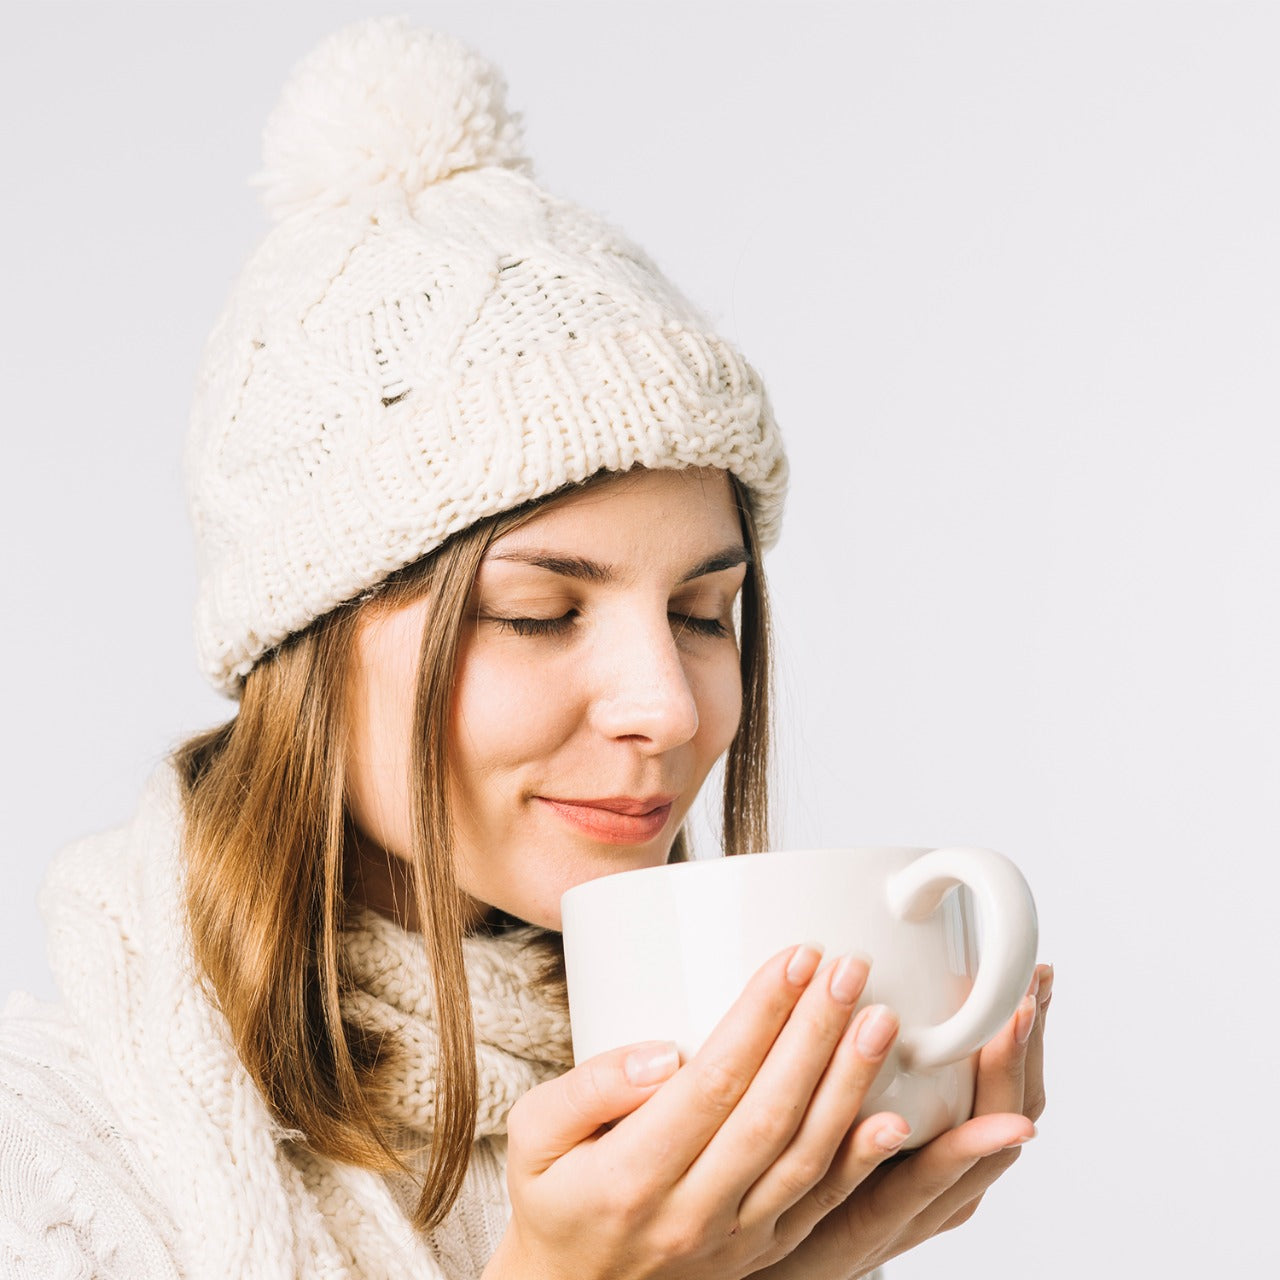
3, 2, 1277, 1276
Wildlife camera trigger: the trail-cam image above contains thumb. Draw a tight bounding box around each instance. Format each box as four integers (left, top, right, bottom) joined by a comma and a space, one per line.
508, 1041, 680, 1174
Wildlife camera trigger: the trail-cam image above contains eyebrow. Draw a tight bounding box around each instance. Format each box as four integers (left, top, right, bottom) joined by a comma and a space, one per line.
488, 545, 751, 584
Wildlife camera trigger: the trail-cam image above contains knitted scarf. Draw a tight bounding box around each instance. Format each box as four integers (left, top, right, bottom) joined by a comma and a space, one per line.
39, 765, 573, 1279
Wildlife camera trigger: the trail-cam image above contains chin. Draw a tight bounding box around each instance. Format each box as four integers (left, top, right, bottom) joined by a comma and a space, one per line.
468, 838, 678, 934
476, 900, 562, 933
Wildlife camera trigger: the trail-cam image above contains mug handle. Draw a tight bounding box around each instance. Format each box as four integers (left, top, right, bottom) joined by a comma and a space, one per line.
885, 846, 1038, 1070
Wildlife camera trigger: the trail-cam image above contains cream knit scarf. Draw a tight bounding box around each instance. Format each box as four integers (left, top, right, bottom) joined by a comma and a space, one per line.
39, 765, 572, 1278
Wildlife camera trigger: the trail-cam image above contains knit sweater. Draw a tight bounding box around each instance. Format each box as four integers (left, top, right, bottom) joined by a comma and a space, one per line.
0, 766, 573, 1278
1, 772, 893, 1280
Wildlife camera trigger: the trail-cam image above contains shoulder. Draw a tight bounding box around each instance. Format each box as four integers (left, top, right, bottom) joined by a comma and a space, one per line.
0, 992, 182, 1278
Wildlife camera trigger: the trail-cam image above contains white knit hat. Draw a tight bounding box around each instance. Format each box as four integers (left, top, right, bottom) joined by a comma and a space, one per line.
186, 17, 788, 694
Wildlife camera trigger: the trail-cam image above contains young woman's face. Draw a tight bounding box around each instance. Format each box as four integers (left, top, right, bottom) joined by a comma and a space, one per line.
345, 467, 748, 930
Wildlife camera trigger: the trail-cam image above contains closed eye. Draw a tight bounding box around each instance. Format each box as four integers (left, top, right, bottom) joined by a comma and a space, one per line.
487, 611, 730, 640
489, 612, 576, 637
671, 613, 730, 640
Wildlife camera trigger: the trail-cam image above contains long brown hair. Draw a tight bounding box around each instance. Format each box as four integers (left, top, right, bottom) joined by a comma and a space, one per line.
174, 470, 774, 1231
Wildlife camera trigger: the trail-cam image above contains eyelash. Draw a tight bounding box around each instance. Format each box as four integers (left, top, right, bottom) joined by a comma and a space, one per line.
492, 611, 730, 640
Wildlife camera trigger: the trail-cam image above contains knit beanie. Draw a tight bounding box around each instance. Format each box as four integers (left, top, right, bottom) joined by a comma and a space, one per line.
186, 17, 788, 695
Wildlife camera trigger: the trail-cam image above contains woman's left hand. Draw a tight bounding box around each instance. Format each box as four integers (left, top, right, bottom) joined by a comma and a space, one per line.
750, 962, 1053, 1280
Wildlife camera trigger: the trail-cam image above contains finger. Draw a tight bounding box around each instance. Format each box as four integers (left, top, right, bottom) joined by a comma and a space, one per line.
970, 985, 1034, 1118
937, 1195, 984, 1234
767, 1115, 1031, 1276
615, 943, 824, 1173
729, 970, 897, 1219
862, 1109, 1034, 1229
900, 978, 1046, 1247
770, 1108, 911, 1255
1023, 963, 1053, 1122
895, 1121, 1030, 1245
687, 956, 877, 1207
507, 1039, 680, 1174
1037, 963, 1054, 1018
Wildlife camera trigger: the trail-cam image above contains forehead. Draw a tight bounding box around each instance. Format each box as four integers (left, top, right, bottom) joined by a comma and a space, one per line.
490, 467, 741, 556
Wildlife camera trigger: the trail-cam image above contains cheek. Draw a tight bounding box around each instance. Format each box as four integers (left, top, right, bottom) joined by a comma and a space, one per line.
448, 642, 579, 782
693, 651, 745, 759
345, 619, 422, 856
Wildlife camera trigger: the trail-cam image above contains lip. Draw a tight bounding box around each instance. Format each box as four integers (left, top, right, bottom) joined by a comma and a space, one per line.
536, 795, 676, 844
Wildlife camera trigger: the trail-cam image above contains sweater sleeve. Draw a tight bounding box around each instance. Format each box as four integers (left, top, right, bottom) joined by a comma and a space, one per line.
0, 992, 182, 1279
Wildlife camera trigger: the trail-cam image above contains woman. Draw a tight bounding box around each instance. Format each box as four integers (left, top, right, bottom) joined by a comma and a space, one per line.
0, 18, 1049, 1279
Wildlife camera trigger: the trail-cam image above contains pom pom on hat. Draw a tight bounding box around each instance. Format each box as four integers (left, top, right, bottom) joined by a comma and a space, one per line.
255, 16, 530, 221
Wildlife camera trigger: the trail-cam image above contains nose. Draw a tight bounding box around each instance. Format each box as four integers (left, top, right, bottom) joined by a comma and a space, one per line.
588, 615, 700, 752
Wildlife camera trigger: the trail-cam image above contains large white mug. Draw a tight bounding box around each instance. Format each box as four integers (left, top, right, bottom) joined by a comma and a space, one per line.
560, 846, 1038, 1148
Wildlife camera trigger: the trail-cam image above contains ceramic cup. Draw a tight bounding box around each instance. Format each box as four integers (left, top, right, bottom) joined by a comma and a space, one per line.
560, 845, 1038, 1148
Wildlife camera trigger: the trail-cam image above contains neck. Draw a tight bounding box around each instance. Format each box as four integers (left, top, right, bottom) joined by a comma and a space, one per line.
342, 831, 498, 934
343, 832, 422, 931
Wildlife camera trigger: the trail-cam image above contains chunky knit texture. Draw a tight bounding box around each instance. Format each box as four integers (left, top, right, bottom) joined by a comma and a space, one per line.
188, 17, 788, 694
0, 766, 573, 1278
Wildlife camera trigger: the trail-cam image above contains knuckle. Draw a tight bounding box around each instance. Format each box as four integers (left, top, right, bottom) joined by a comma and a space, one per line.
652, 1218, 705, 1265
597, 1179, 648, 1227
774, 1150, 830, 1203
794, 996, 842, 1041
563, 1060, 613, 1120
742, 1102, 802, 1153
788, 1150, 830, 1190
807, 1174, 850, 1216
693, 1055, 752, 1114
1025, 1088, 1047, 1121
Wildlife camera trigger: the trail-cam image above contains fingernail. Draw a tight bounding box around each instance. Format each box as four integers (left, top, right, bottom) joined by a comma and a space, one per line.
874, 1121, 912, 1152
829, 954, 871, 1004
786, 944, 824, 986
854, 1005, 898, 1058
1014, 994, 1036, 1045
624, 1043, 680, 1087
1027, 970, 1041, 1000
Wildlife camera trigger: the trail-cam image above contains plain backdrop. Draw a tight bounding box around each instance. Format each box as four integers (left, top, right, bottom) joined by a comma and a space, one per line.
3, 2, 1276, 1276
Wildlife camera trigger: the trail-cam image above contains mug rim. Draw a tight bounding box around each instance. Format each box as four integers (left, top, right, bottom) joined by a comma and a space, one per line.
559, 844, 940, 913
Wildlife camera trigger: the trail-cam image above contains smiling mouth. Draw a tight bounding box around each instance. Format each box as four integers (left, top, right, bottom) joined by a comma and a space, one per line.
536, 795, 676, 844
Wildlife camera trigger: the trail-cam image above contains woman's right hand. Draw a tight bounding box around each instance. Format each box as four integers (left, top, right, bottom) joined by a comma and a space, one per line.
484, 944, 1033, 1280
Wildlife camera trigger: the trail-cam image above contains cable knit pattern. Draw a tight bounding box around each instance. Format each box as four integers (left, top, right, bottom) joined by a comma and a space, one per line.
0, 996, 182, 1277
186, 17, 787, 693
0, 766, 573, 1278
340, 909, 570, 1139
